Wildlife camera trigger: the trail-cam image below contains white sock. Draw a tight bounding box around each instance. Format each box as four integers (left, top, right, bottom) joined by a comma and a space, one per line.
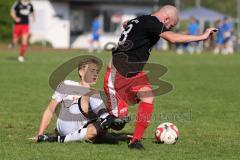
62, 128, 87, 143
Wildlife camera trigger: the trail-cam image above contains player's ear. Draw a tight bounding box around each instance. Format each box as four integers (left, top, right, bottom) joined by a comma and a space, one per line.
78, 69, 85, 78
163, 17, 170, 24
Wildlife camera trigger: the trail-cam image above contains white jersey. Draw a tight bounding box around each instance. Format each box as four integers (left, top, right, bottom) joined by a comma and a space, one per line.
52, 80, 94, 136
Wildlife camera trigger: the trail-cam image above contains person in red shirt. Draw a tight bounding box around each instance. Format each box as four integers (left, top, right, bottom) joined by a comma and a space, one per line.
10, 0, 35, 62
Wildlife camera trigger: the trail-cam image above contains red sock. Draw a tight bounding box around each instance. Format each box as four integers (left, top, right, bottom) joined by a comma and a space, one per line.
20, 44, 27, 57
132, 102, 153, 142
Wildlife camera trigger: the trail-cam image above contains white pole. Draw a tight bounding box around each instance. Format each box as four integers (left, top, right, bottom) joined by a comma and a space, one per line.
196, 0, 201, 7
175, 0, 181, 28
175, 0, 180, 10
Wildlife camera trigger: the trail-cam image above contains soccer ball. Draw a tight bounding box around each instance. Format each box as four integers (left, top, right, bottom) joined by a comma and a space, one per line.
155, 122, 179, 144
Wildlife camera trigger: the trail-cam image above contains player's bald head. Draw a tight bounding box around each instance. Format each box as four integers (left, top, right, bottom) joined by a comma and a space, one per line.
159, 5, 179, 22
153, 5, 179, 30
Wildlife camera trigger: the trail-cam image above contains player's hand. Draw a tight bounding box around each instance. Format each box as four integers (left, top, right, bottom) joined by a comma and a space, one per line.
203, 28, 218, 40
37, 134, 49, 143
122, 21, 129, 29
100, 115, 115, 130
15, 17, 21, 23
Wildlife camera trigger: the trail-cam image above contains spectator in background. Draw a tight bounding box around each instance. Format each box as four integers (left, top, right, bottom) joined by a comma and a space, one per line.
10, 0, 35, 62
222, 17, 234, 54
214, 19, 224, 55
187, 16, 201, 54
89, 14, 102, 53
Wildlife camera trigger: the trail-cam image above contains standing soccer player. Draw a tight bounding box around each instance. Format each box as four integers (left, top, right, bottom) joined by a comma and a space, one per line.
104, 5, 217, 150
10, 0, 35, 62
89, 14, 102, 53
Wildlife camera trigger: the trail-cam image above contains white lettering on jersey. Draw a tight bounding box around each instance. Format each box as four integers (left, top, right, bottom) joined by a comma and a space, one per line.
20, 9, 30, 15
119, 24, 133, 45
131, 19, 139, 24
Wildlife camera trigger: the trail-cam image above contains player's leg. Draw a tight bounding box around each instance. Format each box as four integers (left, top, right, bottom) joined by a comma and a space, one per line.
58, 92, 124, 143
88, 34, 96, 53
18, 25, 29, 62
11, 25, 20, 49
37, 122, 103, 143
96, 35, 101, 53
103, 66, 131, 132
60, 123, 103, 143
128, 85, 154, 150
126, 72, 154, 149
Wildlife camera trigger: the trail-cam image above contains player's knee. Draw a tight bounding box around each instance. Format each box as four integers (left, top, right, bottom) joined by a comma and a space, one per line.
137, 86, 154, 104
22, 35, 29, 44
86, 124, 98, 140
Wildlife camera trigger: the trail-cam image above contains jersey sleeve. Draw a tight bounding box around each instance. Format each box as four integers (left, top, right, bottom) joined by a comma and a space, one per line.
11, 1, 18, 12
52, 91, 64, 102
51, 81, 66, 102
145, 16, 169, 35
30, 3, 34, 13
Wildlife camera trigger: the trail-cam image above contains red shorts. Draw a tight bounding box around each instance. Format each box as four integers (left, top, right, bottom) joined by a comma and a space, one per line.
13, 24, 29, 39
104, 66, 151, 118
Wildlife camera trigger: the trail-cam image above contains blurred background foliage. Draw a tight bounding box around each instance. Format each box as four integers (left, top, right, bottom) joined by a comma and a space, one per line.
0, 0, 237, 42
0, 0, 16, 42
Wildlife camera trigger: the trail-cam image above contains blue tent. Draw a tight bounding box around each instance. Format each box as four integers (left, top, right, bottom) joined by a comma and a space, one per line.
180, 6, 225, 21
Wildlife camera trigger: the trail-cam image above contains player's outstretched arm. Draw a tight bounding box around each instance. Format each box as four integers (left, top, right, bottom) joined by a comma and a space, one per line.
160, 28, 217, 43
37, 99, 59, 136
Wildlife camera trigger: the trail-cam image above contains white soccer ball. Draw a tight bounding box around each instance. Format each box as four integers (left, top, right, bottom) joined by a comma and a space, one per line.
155, 122, 179, 144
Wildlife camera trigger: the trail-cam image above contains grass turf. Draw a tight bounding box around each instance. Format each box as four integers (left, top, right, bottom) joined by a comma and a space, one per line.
0, 49, 239, 160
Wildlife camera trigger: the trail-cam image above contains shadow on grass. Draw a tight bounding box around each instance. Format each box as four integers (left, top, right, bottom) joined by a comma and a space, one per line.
93, 132, 133, 145
6, 56, 17, 61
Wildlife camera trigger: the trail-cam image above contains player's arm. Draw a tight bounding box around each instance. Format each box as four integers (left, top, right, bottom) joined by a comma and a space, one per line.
10, 7, 20, 23
37, 99, 59, 136
30, 3, 36, 22
31, 11, 36, 22
160, 28, 217, 43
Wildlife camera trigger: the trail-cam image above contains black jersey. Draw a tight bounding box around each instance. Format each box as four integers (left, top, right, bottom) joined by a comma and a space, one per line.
112, 15, 169, 77
11, 1, 34, 24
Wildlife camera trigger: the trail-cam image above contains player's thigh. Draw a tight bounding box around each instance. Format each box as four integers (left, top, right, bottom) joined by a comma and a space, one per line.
13, 26, 21, 41
86, 123, 104, 140
57, 119, 85, 136
21, 25, 29, 44
21, 33, 29, 44
103, 67, 129, 118
130, 73, 154, 104
86, 124, 97, 139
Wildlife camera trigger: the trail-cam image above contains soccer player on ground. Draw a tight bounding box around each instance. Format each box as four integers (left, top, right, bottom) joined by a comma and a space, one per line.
36, 58, 125, 143
10, 0, 35, 62
104, 5, 217, 149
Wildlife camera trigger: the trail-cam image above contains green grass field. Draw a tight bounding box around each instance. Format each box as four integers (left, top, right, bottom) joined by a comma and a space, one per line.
0, 48, 239, 160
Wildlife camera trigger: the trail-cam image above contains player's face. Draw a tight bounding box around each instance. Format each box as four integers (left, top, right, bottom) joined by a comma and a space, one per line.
80, 63, 99, 85
163, 17, 178, 30
21, 0, 30, 5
